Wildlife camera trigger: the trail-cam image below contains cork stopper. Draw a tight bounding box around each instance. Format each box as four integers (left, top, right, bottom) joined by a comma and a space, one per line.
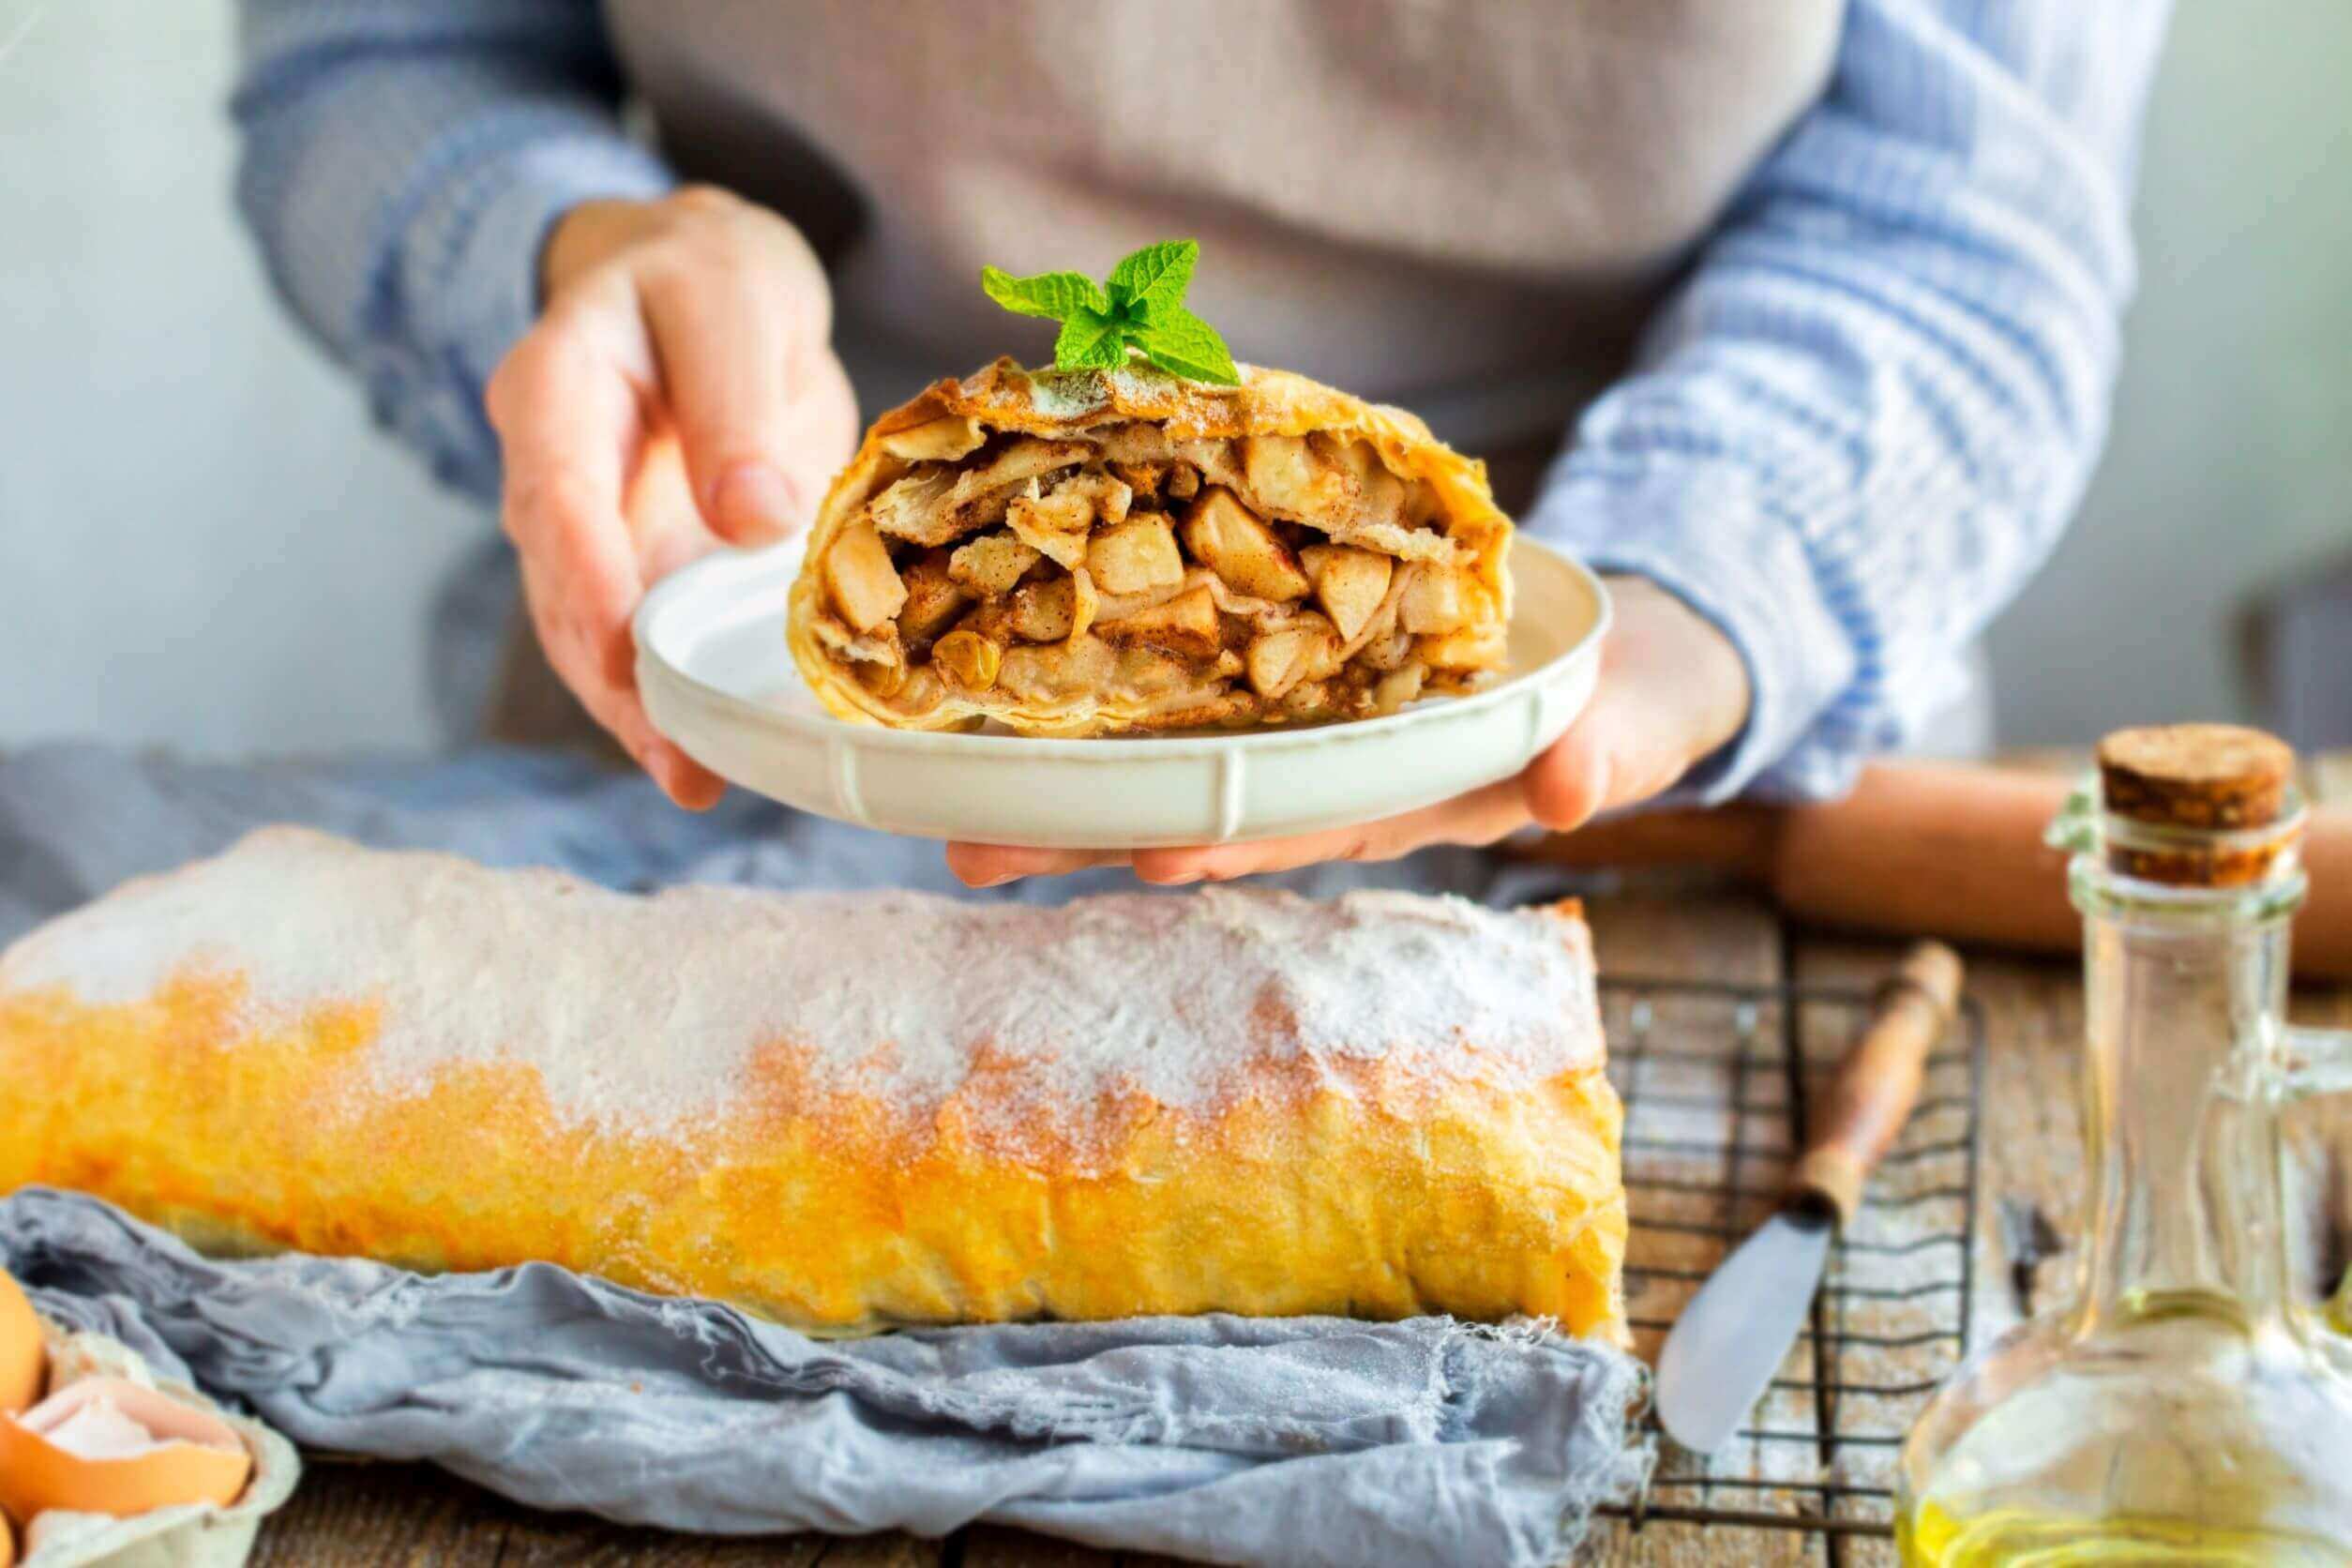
2094, 724, 2299, 886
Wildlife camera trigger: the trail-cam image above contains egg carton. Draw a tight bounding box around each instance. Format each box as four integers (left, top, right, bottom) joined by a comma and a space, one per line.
6, 1319, 299, 1568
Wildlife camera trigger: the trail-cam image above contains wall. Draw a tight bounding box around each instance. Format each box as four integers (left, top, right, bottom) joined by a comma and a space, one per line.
0, 1, 484, 757
1985, 0, 2352, 741
1, 0, 2347, 757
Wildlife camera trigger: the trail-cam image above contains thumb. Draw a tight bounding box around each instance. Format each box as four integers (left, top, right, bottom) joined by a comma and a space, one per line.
1521, 579, 1753, 831
1520, 690, 1636, 834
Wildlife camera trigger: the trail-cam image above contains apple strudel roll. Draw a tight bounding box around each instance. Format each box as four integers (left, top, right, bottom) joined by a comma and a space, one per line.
786, 359, 1515, 736
0, 830, 1627, 1342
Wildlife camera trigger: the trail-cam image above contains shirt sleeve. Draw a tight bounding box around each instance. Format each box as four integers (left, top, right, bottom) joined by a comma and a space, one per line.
230, 0, 677, 500
1524, 0, 2172, 802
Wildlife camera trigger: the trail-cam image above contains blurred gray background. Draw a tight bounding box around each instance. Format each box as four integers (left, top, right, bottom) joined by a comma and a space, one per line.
3, 1, 2347, 758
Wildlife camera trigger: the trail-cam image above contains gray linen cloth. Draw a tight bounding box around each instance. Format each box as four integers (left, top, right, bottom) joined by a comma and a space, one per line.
0, 743, 1648, 1568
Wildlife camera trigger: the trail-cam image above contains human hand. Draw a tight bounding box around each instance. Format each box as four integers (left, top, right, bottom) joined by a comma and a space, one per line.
486, 187, 858, 807
945, 575, 1752, 885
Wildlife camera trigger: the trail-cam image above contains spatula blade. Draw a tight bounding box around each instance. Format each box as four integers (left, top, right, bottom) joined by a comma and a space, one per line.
1654, 1210, 1833, 1456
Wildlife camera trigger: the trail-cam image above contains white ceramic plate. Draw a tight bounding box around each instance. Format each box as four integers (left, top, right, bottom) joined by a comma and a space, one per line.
636, 535, 1610, 849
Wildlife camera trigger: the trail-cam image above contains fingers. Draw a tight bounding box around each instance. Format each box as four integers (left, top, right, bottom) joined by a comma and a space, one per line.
956, 779, 1533, 888
1133, 778, 1532, 883
1521, 705, 1620, 835
1522, 695, 1707, 833
945, 843, 1131, 887
644, 742, 726, 810
514, 547, 725, 810
489, 325, 723, 810
1524, 577, 1756, 832
637, 229, 852, 549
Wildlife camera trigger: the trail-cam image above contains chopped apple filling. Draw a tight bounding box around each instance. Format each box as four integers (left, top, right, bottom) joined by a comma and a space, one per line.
1238, 434, 1351, 524
948, 530, 1042, 596
1299, 543, 1392, 641
1180, 488, 1310, 602
895, 550, 969, 647
812, 422, 1497, 730
1003, 488, 1090, 569
1400, 563, 1476, 635
1244, 613, 1341, 701
1009, 573, 1089, 642
1086, 516, 1184, 596
823, 520, 907, 633
1098, 582, 1221, 661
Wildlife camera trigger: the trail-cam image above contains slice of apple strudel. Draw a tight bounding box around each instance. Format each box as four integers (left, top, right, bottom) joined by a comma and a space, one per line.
787, 358, 1515, 736
0, 830, 1627, 1342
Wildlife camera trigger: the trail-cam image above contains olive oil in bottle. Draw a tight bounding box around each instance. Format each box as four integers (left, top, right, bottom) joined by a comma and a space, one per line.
1894, 727, 2352, 1563
1900, 1500, 2346, 1565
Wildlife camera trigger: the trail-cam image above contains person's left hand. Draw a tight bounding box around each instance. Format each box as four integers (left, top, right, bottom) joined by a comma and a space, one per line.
944, 575, 1752, 887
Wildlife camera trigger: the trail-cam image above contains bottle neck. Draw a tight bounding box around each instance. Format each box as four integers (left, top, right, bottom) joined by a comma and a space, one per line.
2073, 895, 2297, 1329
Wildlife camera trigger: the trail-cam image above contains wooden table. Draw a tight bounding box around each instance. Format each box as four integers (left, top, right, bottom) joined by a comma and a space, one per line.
250, 759, 2352, 1568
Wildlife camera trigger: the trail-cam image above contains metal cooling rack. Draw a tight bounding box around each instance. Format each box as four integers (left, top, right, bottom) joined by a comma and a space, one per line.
1592, 973, 1987, 1541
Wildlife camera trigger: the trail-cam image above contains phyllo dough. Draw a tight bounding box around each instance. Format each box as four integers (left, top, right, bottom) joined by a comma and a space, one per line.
0, 830, 1626, 1342
788, 358, 1514, 735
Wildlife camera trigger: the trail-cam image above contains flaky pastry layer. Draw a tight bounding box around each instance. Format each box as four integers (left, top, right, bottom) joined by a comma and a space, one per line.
0, 833, 1626, 1341
786, 358, 1515, 736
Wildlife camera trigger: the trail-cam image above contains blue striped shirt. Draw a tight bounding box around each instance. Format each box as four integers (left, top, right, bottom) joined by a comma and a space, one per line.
230, 0, 2168, 802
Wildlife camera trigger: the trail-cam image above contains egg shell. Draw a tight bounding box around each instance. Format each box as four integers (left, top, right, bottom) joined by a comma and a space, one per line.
0, 1271, 40, 1417
0, 1377, 252, 1523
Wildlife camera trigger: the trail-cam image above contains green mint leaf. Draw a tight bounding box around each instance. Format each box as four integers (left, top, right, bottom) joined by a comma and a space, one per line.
981, 266, 1109, 322
1105, 240, 1197, 322
1133, 305, 1239, 384
1054, 305, 1128, 370
983, 241, 1236, 383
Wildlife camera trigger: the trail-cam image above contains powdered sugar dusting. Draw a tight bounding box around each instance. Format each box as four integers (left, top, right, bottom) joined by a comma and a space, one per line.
1019, 367, 1113, 422
1001, 359, 1250, 426
2, 829, 1601, 1136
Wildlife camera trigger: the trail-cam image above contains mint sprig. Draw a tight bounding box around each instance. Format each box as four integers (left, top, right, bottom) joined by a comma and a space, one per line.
980, 240, 1240, 384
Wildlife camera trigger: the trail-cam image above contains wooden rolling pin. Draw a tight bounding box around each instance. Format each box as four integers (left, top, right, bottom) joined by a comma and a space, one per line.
1515, 758, 2352, 981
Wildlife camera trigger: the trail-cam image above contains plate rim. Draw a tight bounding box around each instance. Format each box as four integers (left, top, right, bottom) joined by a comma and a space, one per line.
635, 534, 1613, 762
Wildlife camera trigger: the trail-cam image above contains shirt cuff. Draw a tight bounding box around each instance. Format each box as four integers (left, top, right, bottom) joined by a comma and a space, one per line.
407, 122, 676, 442
1523, 463, 1860, 807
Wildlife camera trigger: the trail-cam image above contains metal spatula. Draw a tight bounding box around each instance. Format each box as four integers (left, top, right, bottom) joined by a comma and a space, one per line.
1656, 942, 1964, 1455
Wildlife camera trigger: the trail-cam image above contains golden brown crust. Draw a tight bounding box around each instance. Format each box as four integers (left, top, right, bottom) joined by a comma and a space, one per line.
0, 983, 1628, 1340
787, 358, 1514, 736
0, 840, 1628, 1343
867, 357, 1391, 445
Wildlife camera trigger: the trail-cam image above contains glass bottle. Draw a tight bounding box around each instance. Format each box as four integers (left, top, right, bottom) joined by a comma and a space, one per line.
1896, 728, 2352, 1564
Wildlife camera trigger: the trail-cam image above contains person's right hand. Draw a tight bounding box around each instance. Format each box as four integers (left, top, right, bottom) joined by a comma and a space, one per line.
486, 187, 858, 807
